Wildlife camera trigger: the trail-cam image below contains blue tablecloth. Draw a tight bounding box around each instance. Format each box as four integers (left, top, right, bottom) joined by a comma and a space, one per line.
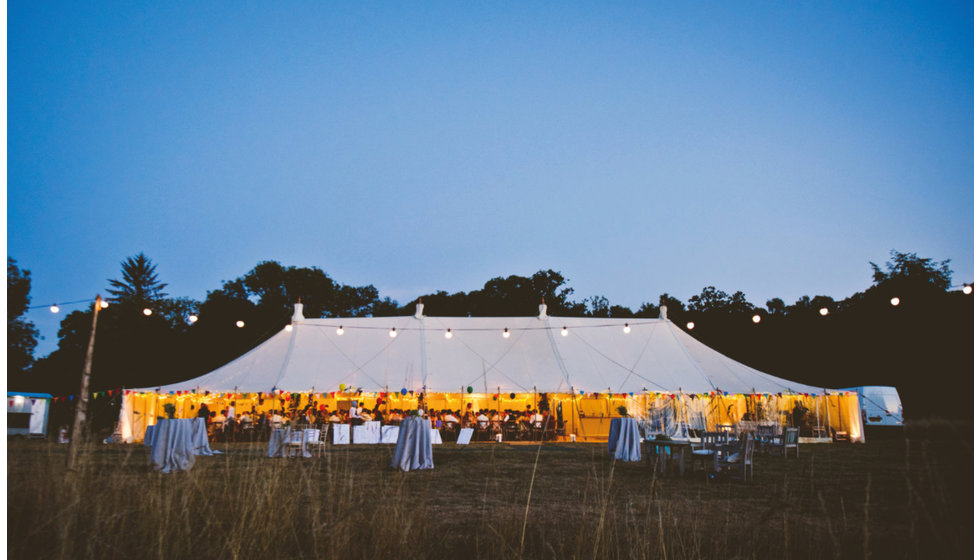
608, 418, 643, 462
143, 424, 157, 447
149, 419, 197, 473
191, 417, 220, 455
390, 417, 434, 471
146, 419, 220, 455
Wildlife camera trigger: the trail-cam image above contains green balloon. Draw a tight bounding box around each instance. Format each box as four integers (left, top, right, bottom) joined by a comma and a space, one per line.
466, 386, 473, 394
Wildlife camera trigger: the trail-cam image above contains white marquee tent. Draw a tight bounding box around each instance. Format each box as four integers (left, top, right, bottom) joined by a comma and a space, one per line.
153, 303, 831, 395
121, 303, 863, 442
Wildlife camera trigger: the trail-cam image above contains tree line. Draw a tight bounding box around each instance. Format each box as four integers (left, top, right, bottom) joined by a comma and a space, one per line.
7, 251, 972, 420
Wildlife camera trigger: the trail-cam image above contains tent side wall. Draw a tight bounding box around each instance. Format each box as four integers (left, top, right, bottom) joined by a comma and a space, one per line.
120, 389, 863, 443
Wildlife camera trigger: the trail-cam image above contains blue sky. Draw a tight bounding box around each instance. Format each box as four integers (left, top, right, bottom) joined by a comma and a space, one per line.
8, 2, 974, 357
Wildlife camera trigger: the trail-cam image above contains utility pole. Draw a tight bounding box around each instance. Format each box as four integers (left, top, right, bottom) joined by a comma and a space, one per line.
67, 295, 103, 471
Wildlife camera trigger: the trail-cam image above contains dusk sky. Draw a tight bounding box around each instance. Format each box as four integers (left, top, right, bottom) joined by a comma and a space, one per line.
8, 2, 974, 358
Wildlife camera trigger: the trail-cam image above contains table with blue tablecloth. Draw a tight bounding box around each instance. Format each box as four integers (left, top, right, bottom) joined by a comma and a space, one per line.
146, 419, 220, 455
390, 416, 434, 471
608, 418, 643, 462
191, 418, 220, 455
148, 418, 197, 473
143, 424, 157, 447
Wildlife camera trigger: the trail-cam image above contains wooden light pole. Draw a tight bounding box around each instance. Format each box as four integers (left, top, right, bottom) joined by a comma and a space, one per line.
67, 295, 104, 471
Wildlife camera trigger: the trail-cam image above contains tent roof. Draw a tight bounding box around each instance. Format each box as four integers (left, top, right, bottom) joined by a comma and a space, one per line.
149, 312, 827, 395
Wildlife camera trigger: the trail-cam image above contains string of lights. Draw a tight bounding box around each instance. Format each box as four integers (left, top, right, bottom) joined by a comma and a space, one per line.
26, 283, 974, 333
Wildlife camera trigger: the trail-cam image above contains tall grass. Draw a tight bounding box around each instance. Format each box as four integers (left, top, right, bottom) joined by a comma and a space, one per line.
7, 420, 971, 559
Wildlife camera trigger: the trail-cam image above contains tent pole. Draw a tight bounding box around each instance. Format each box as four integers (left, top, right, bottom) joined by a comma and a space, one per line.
67, 295, 102, 472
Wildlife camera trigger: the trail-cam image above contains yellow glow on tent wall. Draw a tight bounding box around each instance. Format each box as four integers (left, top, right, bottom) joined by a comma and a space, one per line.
120, 390, 864, 443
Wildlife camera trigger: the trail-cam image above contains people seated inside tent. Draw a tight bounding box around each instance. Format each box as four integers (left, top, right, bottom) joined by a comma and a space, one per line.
270, 410, 284, 430
224, 415, 238, 442
474, 410, 490, 440
386, 409, 403, 425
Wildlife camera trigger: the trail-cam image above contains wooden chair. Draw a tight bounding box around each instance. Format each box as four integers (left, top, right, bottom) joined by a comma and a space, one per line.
316, 425, 330, 455
782, 427, 800, 458
284, 428, 305, 457
476, 420, 491, 441
720, 432, 755, 482
531, 419, 545, 441
691, 431, 721, 479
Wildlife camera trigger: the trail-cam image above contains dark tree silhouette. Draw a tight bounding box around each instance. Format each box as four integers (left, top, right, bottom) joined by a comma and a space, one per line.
107, 253, 168, 306
870, 250, 952, 291
8, 258, 39, 376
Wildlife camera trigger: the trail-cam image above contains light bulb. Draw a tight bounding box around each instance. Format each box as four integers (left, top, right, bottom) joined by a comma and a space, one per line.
188, 315, 198, 323
964, 285, 973, 295
752, 315, 761, 324
819, 308, 829, 316
445, 329, 453, 339
623, 323, 631, 334
389, 328, 398, 338
100, 300, 109, 309
890, 297, 900, 306
502, 328, 510, 338
285, 324, 293, 332
49, 305, 60, 313
337, 326, 344, 335
561, 327, 568, 337
236, 320, 245, 328
686, 322, 695, 330
143, 308, 153, 316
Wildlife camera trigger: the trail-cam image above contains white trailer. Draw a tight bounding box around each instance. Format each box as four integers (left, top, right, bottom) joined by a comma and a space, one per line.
841, 386, 903, 427
7, 392, 53, 438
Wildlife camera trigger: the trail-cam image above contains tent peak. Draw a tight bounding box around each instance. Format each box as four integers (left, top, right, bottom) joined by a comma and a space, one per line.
291, 302, 305, 323
538, 302, 548, 320
415, 301, 424, 319
660, 304, 668, 320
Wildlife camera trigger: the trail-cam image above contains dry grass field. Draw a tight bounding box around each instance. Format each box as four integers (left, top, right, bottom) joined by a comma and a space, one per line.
7, 420, 971, 560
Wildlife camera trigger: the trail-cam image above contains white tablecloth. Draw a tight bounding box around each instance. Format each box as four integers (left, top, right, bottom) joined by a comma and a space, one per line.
149, 419, 196, 473
381, 425, 400, 443
608, 418, 643, 462
390, 417, 434, 471
352, 421, 381, 444
332, 424, 351, 445
456, 428, 474, 445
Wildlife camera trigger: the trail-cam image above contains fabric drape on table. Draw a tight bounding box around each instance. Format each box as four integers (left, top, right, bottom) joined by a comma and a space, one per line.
143, 424, 157, 447
608, 418, 643, 462
381, 425, 400, 443
191, 418, 220, 455
353, 421, 381, 444
268, 428, 287, 457
390, 417, 434, 471
149, 419, 196, 473
456, 427, 474, 445
333, 424, 351, 445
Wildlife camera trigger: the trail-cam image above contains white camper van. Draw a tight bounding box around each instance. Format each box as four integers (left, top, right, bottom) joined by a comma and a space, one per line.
7, 392, 53, 438
842, 386, 903, 427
